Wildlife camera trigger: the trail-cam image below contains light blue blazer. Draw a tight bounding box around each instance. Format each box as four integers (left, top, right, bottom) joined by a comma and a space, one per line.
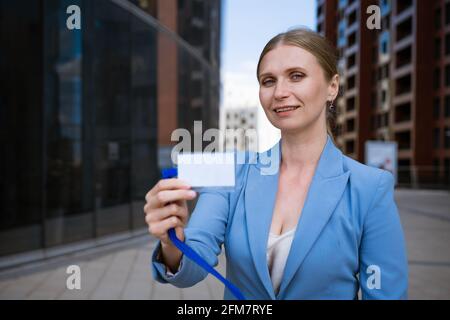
152, 136, 408, 300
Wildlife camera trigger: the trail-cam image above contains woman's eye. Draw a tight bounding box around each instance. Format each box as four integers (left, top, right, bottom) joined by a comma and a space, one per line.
262, 79, 274, 86
291, 73, 304, 80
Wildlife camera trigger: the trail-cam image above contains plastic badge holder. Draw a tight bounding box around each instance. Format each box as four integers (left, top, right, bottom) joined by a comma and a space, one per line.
176, 152, 236, 193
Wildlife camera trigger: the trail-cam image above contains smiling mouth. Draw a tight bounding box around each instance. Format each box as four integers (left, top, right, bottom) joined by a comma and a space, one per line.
273, 105, 300, 113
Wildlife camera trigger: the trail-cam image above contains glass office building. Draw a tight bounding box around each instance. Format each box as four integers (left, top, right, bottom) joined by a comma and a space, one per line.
0, 0, 221, 258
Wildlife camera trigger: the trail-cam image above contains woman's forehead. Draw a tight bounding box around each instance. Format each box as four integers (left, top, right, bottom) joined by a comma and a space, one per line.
259, 45, 319, 74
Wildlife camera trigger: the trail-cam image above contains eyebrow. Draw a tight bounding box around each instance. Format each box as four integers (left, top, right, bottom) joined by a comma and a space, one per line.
258, 67, 308, 80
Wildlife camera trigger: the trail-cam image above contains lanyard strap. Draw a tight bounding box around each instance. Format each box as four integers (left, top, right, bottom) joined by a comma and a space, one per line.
161, 168, 246, 300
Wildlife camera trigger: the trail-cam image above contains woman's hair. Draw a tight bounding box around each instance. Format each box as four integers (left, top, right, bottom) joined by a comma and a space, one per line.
256, 27, 340, 136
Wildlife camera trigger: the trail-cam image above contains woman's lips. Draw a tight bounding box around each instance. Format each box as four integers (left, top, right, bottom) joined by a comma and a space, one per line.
273, 105, 300, 116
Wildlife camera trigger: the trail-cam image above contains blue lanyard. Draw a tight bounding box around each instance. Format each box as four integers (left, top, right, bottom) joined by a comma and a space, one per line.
161, 168, 246, 300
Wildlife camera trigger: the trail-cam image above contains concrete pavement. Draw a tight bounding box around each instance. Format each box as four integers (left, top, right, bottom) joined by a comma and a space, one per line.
0, 188, 449, 300
395, 189, 450, 299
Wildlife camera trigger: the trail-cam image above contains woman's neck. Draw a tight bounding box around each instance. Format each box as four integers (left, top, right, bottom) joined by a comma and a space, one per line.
280, 126, 328, 173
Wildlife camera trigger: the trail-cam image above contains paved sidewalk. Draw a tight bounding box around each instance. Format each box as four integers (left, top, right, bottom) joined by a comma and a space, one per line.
0, 237, 226, 300
394, 189, 450, 299
0, 188, 449, 300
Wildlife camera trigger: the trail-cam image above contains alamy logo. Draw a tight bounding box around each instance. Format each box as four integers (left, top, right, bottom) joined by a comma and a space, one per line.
66, 265, 81, 290
366, 265, 381, 290
366, 5, 381, 30
66, 5, 81, 30
170, 121, 280, 175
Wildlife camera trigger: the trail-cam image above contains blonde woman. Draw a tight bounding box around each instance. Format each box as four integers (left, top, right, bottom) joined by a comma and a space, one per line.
144, 28, 408, 300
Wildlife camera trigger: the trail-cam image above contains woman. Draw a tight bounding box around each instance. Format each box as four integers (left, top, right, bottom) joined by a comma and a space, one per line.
144, 28, 408, 300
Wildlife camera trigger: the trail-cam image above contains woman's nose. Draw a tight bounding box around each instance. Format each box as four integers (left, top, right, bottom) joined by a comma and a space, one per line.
273, 80, 290, 100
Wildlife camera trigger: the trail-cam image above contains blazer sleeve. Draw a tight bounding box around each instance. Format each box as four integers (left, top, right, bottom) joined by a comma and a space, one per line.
151, 185, 230, 288
358, 170, 409, 300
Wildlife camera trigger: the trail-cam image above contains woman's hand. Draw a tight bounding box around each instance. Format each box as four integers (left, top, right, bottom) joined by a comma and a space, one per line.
144, 178, 197, 246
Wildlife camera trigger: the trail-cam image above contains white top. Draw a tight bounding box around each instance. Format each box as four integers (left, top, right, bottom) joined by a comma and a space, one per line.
266, 228, 296, 295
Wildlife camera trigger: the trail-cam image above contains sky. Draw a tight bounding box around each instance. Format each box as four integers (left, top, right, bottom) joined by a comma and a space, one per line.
220, 0, 317, 109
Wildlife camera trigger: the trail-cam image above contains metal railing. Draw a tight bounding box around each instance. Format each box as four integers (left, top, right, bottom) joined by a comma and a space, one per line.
397, 166, 450, 190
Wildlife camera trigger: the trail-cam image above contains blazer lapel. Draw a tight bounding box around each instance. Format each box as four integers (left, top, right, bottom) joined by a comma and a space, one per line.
244, 141, 281, 300
277, 137, 350, 299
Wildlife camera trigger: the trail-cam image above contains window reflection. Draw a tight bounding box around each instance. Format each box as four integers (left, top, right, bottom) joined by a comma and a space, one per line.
0, 0, 44, 256
0, 0, 219, 258
44, 0, 92, 246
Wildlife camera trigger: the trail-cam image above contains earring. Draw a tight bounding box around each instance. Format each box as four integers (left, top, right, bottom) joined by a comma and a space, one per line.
328, 100, 335, 111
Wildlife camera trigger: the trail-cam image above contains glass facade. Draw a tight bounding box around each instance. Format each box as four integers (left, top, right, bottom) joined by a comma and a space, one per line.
0, 0, 220, 257
379, 30, 389, 55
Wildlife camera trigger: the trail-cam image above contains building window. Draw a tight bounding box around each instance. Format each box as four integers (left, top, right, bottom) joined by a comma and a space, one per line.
373, 46, 378, 64
347, 53, 356, 68
371, 115, 377, 130
397, 18, 413, 41
396, 74, 411, 95
347, 96, 356, 111
445, 158, 450, 182
395, 131, 411, 150
384, 64, 390, 78
381, 0, 390, 15
346, 139, 355, 154
434, 128, 441, 149
371, 91, 377, 109
348, 32, 356, 47
336, 123, 343, 136
446, 2, 450, 25
444, 158, 450, 185
446, 65, 450, 87
347, 75, 356, 90
445, 127, 450, 149
382, 15, 390, 29
382, 113, 389, 127
395, 102, 411, 123
434, 97, 441, 119
338, 19, 347, 47
380, 31, 390, 55
397, 0, 412, 15
396, 17, 412, 42
346, 118, 355, 132
382, 40, 388, 54
339, 0, 348, 10
436, 7, 442, 30
446, 34, 450, 56
433, 158, 441, 181
396, 45, 411, 68
435, 68, 441, 89
435, 38, 441, 59
348, 10, 357, 26
446, 95, 450, 118
381, 89, 387, 103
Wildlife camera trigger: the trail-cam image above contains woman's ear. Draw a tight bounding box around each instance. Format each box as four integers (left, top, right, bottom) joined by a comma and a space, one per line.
328, 74, 340, 101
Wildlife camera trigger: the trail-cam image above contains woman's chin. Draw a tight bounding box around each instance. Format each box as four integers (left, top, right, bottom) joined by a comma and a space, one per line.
270, 119, 307, 133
